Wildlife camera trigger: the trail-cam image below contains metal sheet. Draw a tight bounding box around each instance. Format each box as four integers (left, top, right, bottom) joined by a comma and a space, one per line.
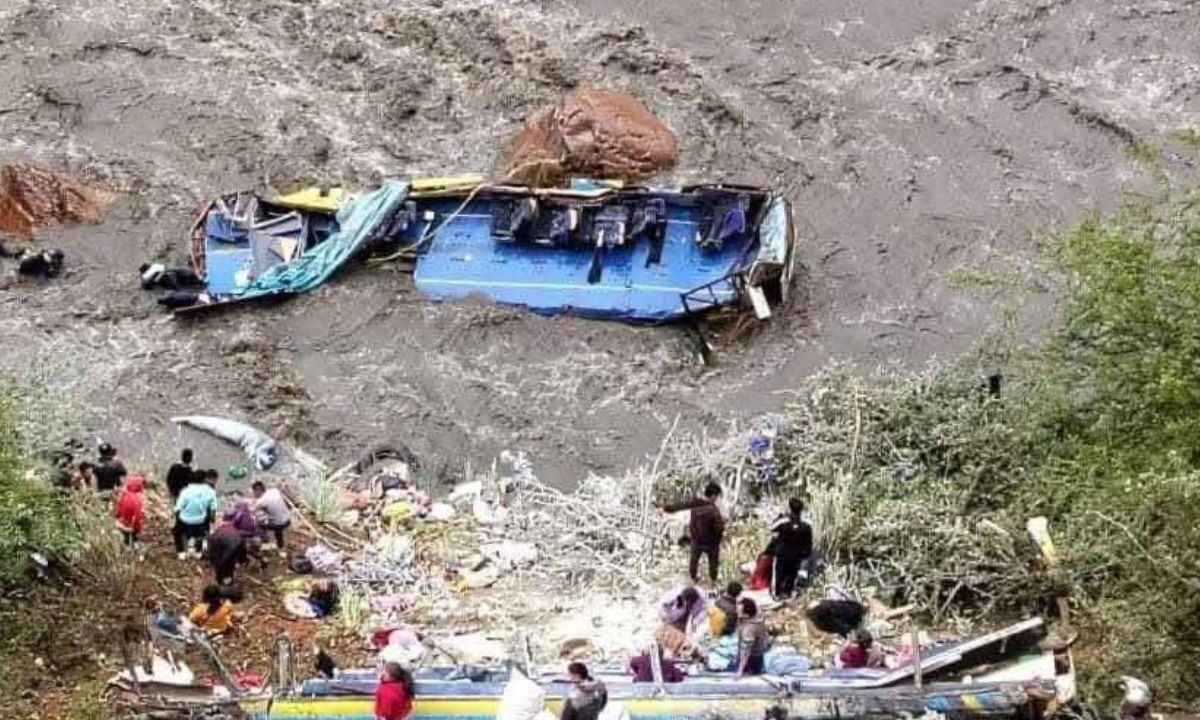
413, 200, 746, 322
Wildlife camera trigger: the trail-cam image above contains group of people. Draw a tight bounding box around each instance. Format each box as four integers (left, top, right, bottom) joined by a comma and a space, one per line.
644, 484, 841, 678
59, 441, 131, 495
63, 442, 292, 587
370, 661, 607, 720
651, 581, 770, 677
664, 483, 816, 599
165, 448, 293, 584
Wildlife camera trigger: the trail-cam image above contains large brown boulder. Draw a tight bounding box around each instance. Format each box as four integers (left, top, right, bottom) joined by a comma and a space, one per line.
0, 162, 115, 239
503, 87, 678, 185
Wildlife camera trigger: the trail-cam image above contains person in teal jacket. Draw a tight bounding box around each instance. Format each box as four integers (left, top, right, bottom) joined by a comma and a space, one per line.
174, 473, 218, 559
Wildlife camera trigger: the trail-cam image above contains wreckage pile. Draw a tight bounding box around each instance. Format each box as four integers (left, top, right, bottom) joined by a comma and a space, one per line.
158, 358, 1064, 671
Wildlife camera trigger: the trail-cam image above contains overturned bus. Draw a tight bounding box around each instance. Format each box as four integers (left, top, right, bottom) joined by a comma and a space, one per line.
164, 176, 797, 324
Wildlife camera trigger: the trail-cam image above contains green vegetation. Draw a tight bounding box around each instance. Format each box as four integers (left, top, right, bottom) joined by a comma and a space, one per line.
1125, 139, 1162, 167
61, 680, 110, 720
0, 392, 81, 588
773, 190, 1200, 706
1172, 126, 1200, 150
944, 265, 1040, 293
1035, 193, 1200, 702
3, 188, 1200, 708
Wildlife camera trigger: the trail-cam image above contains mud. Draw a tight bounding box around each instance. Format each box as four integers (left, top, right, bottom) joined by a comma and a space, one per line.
0, 0, 1198, 486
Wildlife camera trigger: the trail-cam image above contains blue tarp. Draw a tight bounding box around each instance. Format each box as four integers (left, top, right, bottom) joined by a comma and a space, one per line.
232, 181, 409, 300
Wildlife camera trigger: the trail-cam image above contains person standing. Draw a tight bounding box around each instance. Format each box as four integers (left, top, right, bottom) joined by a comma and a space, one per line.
167, 450, 197, 553
252, 480, 291, 556
207, 518, 248, 585
94, 443, 128, 494
663, 482, 725, 584
768, 498, 814, 598
113, 474, 146, 558
374, 662, 415, 720
175, 474, 218, 559
228, 500, 267, 568
166, 449, 197, 500
560, 662, 607, 720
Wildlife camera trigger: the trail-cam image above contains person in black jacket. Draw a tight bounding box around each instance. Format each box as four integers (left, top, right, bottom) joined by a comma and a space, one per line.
166, 448, 196, 499
663, 482, 725, 583
768, 498, 814, 598
561, 662, 607, 720
93, 443, 127, 494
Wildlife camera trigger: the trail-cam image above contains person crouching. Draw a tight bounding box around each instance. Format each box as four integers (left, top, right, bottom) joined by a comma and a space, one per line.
207, 517, 248, 586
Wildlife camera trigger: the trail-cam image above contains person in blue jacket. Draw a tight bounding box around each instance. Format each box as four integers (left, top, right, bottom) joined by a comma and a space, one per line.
174, 472, 218, 559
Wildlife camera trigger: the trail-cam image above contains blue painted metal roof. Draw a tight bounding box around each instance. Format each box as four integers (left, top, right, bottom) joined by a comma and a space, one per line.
190, 183, 787, 323
409, 198, 746, 322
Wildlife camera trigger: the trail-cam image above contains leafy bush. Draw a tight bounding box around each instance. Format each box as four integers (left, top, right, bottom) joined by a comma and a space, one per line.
768, 190, 1200, 706
0, 391, 81, 587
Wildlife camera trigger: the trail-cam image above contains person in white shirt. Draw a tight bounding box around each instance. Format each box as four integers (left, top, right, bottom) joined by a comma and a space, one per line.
251, 481, 291, 556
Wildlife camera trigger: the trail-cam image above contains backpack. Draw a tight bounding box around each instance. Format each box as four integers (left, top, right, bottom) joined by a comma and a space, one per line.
706, 605, 728, 639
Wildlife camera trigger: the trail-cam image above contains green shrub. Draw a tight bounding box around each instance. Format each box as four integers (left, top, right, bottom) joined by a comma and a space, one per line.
768, 189, 1200, 706
0, 392, 81, 588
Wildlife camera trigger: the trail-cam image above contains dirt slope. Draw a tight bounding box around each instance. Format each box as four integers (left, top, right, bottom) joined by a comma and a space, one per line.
0, 0, 1198, 485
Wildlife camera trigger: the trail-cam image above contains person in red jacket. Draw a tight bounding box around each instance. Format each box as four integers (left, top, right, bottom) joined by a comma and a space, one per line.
375, 662, 414, 720
114, 474, 146, 557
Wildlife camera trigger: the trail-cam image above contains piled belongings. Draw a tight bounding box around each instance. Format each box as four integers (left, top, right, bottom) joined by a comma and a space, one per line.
747, 413, 785, 486
255, 443, 1078, 720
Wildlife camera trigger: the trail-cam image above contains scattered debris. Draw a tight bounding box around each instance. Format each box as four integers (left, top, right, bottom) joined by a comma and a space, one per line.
170, 415, 279, 470
0, 243, 65, 278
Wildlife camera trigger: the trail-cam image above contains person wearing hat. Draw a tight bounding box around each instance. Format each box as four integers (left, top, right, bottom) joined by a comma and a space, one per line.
94, 443, 128, 494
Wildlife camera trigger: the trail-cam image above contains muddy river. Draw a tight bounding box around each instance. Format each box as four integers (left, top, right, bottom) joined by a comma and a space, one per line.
0, 0, 1197, 486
